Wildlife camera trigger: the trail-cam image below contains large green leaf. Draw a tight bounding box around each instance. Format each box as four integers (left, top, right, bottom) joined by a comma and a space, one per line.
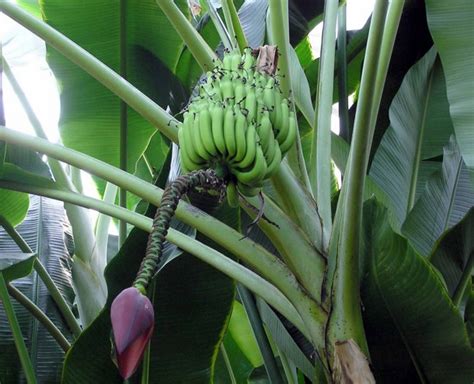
431, 209, 473, 296
0, 253, 36, 282
0, 196, 75, 383
0, 189, 29, 228
402, 137, 474, 256
361, 199, 474, 383
40, 0, 187, 192
425, 0, 474, 170
369, 0, 434, 161
370, 48, 454, 230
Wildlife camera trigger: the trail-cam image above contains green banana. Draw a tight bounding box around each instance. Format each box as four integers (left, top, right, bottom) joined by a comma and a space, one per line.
234, 146, 267, 186
273, 88, 283, 130
179, 128, 204, 172
223, 53, 233, 70
236, 121, 257, 169
244, 87, 257, 122
257, 111, 273, 154
192, 113, 211, 161
231, 51, 242, 71
223, 106, 237, 158
199, 108, 218, 156
178, 48, 295, 192
276, 100, 290, 144
234, 81, 246, 104
210, 103, 226, 155
242, 48, 255, 70
264, 139, 282, 178
182, 113, 205, 164
233, 108, 247, 163
221, 77, 234, 102
280, 112, 297, 154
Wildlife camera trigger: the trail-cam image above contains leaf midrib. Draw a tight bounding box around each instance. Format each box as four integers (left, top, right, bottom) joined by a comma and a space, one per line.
406, 59, 436, 213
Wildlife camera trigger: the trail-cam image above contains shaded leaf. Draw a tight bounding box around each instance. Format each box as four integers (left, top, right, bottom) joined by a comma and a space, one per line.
361, 199, 474, 384
369, 0, 433, 162
256, 299, 314, 380
0, 253, 36, 282
370, 48, 454, 230
402, 137, 474, 256
425, 0, 474, 169
0, 196, 75, 383
288, 45, 314, 128
214, 328, 255, 384
431, 209, 473, 296
5, 144, 52, 179
238, 0, 268, 48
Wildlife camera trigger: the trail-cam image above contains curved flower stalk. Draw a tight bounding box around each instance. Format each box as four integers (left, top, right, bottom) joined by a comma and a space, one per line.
110, 169, 226, 378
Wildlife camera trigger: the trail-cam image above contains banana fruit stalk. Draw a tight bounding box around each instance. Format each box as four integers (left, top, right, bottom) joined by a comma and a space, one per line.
178, 46, 297, 203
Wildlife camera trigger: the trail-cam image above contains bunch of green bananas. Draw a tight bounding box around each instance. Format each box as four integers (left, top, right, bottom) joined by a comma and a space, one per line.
178, 47, 297, 205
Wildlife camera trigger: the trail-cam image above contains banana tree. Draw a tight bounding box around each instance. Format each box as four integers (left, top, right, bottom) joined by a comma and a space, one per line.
0, 0, 473, 383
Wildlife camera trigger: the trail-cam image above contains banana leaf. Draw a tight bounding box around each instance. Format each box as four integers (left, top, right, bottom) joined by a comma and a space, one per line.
425, 0, 474, 171
361, 199, 474, 384
402, 137, 474, 257
40, 0, 188, 196
0, 196, 75, 383
431, 209, 473, 297
370, 47, 454, 230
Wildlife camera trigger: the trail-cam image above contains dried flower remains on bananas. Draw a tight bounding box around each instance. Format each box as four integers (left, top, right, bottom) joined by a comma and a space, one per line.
178, 46, 297, 204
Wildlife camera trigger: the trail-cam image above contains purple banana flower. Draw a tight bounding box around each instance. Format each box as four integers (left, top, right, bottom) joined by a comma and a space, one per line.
110, 287, 154, 379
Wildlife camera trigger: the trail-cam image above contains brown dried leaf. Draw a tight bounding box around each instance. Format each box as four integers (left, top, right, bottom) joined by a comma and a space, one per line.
333, 339, 376, 384
255, 45, 279, 76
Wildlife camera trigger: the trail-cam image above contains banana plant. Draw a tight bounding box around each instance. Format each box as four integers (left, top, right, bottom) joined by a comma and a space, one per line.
0, 0, 473, 383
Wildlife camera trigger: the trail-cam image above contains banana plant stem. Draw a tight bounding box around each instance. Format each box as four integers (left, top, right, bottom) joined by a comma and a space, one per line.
0, 180, 312, 339
268, 1, 291, 97
268, 1, 312, 194
7, 283, 71, 352
155, 0, 218, 72
238, 285, 284, 384
244, 192, 325, 302
271, 162, 324, 251
206, 0, 233, 50
329, 0, 389, 355
0, 215, 82, 337
369, 0, 406, 134
222, 0, 248, 51
0, 273, 37, 384
0, 2, 179, 142
220, 344, 237, 384
337, 4, 350, 142
119, 0, 128, 247
309, 0, 338, 245
220, 0, 238, 50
